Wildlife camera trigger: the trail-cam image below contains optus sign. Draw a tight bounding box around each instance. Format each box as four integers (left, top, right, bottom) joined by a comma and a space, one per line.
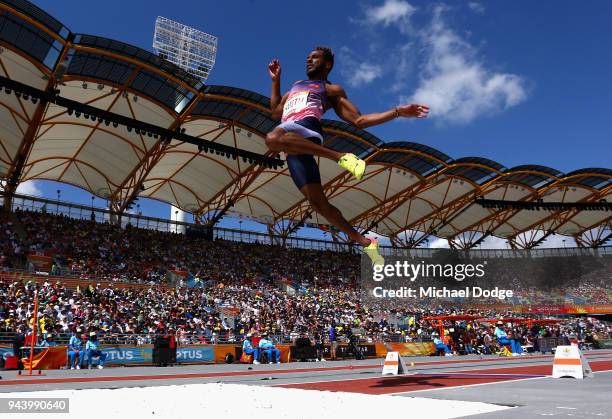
101, 346, 214, 365
176, 347, 214, 362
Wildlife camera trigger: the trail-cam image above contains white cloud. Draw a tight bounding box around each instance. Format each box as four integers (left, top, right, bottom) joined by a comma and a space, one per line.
0, 180, 43, 207
476, 233, 576, 249
350, 62, 383, 86
408, 7, 527, 124
338, 47, 383, 88
467, 2, 485, 14
427, 232, 575, 250
526, 233, 576, 248
478, 235, 510, 249
364, 0, 417, 33
429, 235, 509, 249
428, 237, 450, 248
16, 180, 43, 197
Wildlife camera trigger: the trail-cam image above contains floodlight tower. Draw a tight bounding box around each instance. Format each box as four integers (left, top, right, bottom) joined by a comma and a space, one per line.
153, 17, 218, 230
153, 16, 217, 81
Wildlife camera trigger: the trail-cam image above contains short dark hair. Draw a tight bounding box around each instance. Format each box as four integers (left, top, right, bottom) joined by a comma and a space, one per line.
315, 46, 334, 71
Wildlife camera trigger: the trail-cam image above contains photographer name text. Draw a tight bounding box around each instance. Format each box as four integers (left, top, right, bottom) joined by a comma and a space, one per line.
372, 286, 513, 300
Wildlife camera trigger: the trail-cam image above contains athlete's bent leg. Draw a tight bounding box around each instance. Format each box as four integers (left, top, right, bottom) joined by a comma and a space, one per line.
266, 128, 341, 160
300, 183, 370, 247
285, 145, 382, 266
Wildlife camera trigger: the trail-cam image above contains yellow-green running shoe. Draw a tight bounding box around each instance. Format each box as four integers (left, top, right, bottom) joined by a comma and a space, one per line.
338, 153, 366, 180
363, 238, 385, 267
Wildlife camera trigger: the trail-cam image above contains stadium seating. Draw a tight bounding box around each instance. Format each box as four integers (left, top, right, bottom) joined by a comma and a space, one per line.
1, 209, 610, 355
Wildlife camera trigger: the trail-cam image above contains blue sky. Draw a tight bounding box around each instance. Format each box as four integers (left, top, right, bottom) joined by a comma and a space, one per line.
19, 0, 612, 246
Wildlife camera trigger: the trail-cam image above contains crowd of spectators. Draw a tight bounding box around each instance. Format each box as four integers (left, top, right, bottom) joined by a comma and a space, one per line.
1, 210, 358, 288
0, 209, 611, 357
1, 278, 611, 354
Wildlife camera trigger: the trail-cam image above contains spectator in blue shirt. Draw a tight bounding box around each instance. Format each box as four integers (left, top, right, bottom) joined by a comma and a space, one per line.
40, 333, 58, 347
495, 321, 523, 355
258, 333, 281, 364
67, 329, 85, 369
242, 333, 260, 364
85, 332, 107, 369
432, 333, 452, 356
329, 323, 338, 361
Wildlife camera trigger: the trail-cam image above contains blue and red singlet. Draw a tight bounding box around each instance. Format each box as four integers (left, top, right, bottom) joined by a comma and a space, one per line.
276, 80, 333, 188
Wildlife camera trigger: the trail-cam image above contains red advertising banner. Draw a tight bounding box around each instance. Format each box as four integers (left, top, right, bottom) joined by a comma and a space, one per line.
27, 251, 53, 271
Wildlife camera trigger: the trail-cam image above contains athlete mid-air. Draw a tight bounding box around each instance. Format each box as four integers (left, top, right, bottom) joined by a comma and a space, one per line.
266, 46, 429, 266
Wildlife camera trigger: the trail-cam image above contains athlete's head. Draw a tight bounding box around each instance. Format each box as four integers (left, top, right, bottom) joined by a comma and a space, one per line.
306, 46, 334, 79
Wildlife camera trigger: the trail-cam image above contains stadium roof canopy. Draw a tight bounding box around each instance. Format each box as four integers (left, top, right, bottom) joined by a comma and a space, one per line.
0, 0, 610, 249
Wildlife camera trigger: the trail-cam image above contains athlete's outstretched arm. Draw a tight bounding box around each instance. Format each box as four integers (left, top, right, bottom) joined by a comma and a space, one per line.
268, 59, 287, 120
329, 85, 429, 129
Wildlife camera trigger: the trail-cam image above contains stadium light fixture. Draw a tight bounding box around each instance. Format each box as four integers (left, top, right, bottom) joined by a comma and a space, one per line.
0, 74, 282, 169
153, 16, 217, 82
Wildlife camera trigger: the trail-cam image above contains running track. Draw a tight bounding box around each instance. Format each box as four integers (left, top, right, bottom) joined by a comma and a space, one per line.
2, 352, 611, 392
